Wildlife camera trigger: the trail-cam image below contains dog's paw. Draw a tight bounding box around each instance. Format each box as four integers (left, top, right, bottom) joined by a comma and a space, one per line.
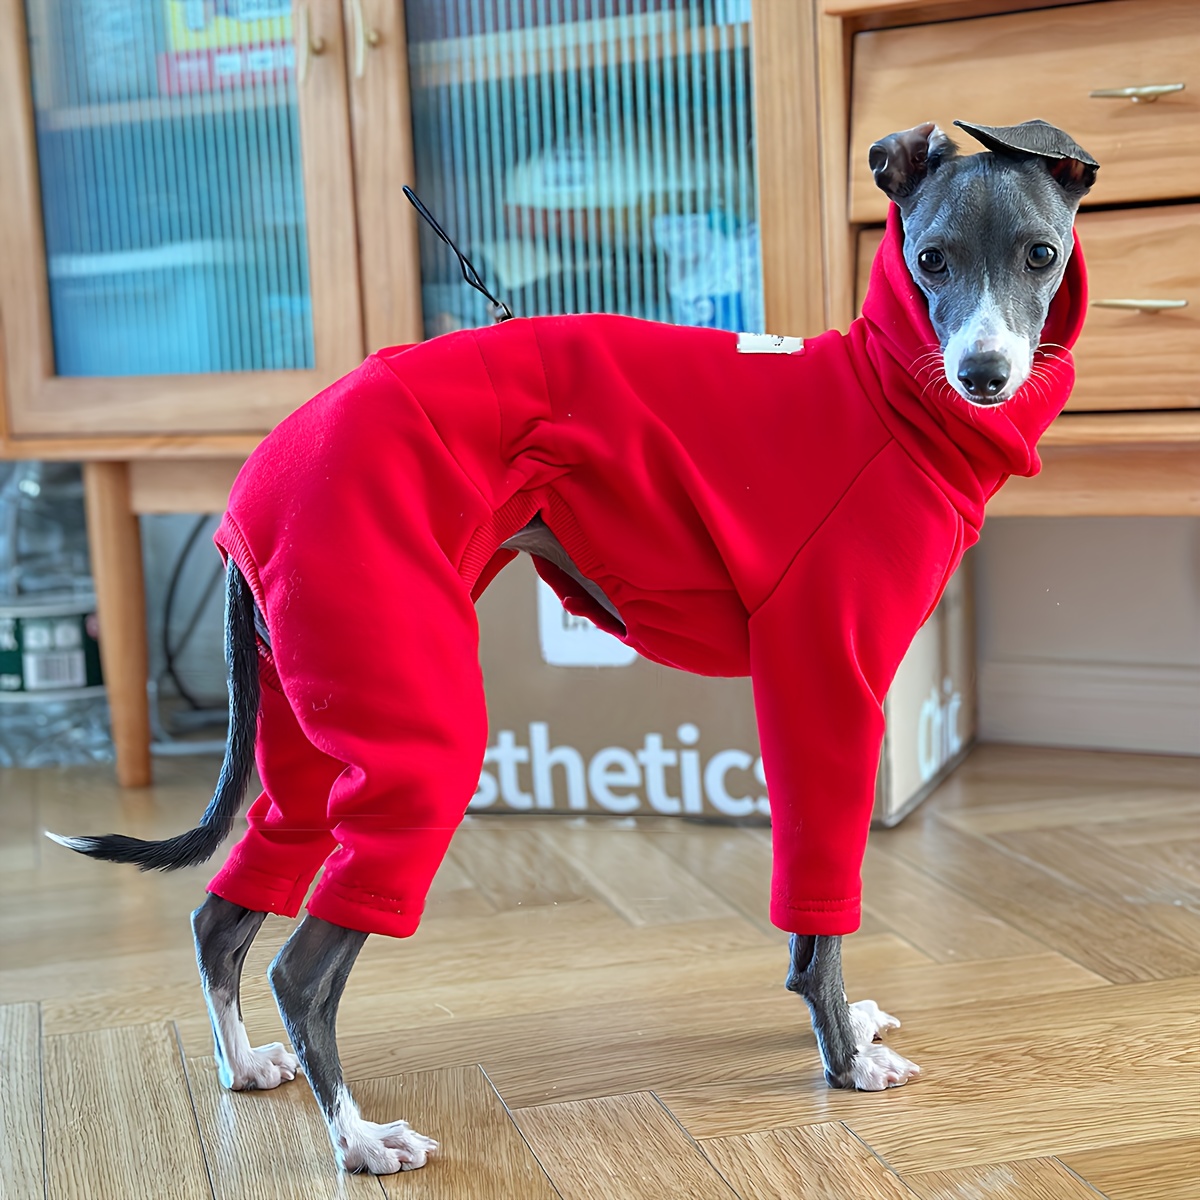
337, 1119, 438, 1175
225, 1042, 300, 1091
843, 1042, 921, 1091
848, 998, 901, 1048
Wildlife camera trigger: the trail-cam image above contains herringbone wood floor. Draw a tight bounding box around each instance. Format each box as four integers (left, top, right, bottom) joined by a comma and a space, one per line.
2, 744, 1198, 1198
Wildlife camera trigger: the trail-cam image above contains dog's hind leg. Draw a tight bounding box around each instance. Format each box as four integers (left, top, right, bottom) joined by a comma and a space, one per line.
268, 914, 437, 1174
191, 892, 300, 1090
786, 933, 920, 1091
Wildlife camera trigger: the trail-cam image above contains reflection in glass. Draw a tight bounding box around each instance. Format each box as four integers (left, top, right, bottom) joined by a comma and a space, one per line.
404, 1, 760, 339
25, 0, 313, 377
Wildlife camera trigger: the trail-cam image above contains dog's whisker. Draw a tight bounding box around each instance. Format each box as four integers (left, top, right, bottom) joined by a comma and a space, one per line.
914, 357, 949, 383
910, 352, 946, 375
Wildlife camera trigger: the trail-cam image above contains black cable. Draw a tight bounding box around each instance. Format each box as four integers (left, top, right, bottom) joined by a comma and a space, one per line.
402, 185, 514, 322
172, 560, 224, 692
161, 514, 216, 710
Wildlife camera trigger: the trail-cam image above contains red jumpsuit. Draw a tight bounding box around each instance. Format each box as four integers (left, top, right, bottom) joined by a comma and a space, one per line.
208, 206, 1087, 938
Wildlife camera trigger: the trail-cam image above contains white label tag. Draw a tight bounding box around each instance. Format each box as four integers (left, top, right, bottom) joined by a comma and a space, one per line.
737, 332, 804, 355
24, 651, 86, 690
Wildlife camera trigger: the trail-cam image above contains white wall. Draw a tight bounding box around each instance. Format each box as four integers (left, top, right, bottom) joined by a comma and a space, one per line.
975, 517, 1200, 755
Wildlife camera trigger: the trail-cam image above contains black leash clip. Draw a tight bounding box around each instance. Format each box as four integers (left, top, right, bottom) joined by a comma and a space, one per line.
403, 185, 514, 324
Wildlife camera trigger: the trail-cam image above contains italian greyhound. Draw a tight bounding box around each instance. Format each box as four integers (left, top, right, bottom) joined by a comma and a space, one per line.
50, 119, 1096, 1174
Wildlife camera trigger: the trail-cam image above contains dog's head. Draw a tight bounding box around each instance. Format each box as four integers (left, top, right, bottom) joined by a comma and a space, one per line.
869, 119, 1097, 406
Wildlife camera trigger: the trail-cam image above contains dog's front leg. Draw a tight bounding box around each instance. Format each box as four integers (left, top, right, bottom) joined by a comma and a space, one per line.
268, 915, 437, 1174
786, 933, 920, 1090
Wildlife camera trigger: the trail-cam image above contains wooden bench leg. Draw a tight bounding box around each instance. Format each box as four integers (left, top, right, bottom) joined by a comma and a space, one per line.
84, 461, 152, 787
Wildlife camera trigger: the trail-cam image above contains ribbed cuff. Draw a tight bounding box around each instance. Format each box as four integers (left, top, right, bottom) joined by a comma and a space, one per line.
770, 897, 862, 937
306, 880, 424, 939
208, 854, 318, 919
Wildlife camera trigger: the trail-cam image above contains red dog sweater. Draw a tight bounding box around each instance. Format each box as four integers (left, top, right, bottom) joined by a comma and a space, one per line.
209, 206, 1087, 938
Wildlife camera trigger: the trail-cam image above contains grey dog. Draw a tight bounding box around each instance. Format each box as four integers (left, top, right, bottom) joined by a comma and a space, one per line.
51, 119, 1096, 1174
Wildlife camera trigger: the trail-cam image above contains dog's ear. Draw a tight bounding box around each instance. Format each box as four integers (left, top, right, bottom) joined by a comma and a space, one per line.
869, 122, 958, 205
953, 119, 1099, 200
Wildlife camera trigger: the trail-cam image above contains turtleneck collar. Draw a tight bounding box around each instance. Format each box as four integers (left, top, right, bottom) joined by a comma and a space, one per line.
853, 204, 1088, 529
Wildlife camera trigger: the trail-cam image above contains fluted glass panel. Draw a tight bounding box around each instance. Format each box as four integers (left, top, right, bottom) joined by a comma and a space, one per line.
24, 0, 313, 377
404, 0, 759, 337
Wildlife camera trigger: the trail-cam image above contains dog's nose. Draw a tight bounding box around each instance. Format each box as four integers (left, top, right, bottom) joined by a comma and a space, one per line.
957, 353, 1011, 399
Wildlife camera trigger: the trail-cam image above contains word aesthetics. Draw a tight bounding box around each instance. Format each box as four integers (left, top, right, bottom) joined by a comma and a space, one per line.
472, 722, 770, 818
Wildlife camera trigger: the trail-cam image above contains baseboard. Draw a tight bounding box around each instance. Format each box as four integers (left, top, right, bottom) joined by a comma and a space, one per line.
979, 659, 1200, 756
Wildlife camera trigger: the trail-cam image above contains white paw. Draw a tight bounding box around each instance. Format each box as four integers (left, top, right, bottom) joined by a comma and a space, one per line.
849, 1042, 921, 1091
225, 1042, 300, 1091
337, 1119, 439, 1175
848, 998, 901, 1049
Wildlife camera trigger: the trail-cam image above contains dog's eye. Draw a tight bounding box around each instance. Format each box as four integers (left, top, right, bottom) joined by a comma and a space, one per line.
1026, 244, 1056, 270
917, 248, 946, 274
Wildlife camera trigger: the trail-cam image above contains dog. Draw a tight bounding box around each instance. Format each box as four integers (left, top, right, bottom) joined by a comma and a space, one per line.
50, 119, 1096, 1175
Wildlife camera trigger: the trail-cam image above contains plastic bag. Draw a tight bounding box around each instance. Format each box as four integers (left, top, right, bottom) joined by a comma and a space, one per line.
653, 212, 764, 334
0, 461, 113, 766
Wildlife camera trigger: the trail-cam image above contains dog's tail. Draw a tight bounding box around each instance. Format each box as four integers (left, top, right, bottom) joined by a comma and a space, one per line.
47, 562, 260, 872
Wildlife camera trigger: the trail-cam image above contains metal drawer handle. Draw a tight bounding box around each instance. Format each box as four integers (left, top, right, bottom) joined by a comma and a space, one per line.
1089, 83, 1185, 103
1092, 298, 1189, 313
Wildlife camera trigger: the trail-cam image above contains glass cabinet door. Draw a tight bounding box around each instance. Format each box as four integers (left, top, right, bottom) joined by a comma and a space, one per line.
401, 0, 761, 338
0, 0, 363, 441
31, 1, 312, 376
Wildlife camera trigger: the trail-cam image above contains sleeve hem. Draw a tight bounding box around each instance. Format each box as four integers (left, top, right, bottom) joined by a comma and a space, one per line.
770, 898, 862, 937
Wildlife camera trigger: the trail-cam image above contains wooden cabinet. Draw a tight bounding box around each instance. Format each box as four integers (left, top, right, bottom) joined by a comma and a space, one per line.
0, 0, 367, 449
3, 0, 1196, 785
1, 0, 824, 459
821, 0, 1200, 517
847, 0, 1200, 223
1067, 206, 1200, 413
0, 0, 414, 782
0, 0, 825, 782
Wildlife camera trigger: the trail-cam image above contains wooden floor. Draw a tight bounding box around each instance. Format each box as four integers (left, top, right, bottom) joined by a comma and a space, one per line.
2, 744, 1199, 1199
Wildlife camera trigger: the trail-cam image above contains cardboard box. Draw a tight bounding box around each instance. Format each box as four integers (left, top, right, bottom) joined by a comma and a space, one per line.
875, 557, 976, 825
472, 554, 975, 823
474, 558, 763, 818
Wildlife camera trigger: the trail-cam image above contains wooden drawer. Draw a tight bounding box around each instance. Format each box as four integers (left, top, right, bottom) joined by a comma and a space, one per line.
1069, 205, 1199, 411
854, 205, 1200, 412
848, 0, 1198, 223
